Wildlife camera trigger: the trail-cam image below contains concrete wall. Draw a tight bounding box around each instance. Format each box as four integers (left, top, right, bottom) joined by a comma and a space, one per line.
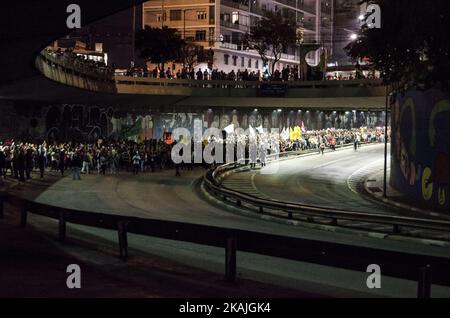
0, 101, 386, 143
391, 88, 450, 213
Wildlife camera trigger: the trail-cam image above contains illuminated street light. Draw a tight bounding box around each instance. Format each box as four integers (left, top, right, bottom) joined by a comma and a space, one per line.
350, 33, 358, 41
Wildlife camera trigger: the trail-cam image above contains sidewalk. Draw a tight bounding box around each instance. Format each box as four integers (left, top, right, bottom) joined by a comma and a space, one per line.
363, 168, 450, 220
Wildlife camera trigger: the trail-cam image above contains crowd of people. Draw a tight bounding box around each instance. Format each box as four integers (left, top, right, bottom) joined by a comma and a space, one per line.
124, 65, 377, 82
45, 47, 378, 83
0, 127, 387, 182
0, 139, 175, 182
141, 65, 298, 82
45, 48, 114, 78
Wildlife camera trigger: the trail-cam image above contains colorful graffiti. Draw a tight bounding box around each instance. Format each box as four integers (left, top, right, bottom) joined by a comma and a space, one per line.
391, 89, 450, 212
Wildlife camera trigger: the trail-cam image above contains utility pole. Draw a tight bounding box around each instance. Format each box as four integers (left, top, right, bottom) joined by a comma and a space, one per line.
131, 5, 136, 68
162, 0, 165, 28
383, 85, 389, 198
183, 9, 186, 40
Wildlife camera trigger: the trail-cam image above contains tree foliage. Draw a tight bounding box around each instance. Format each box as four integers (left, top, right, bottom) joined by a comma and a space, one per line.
135, 26, 185, 68
177, 42, 207, 71
346, 0, 450, 89
245, 10, 301, 75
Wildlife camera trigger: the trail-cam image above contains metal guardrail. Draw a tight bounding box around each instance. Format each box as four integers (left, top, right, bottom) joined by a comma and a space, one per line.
204, 147, 450, 237
39, 50, 384, 91
0, 189, 448, 297
113, 76, 384, 90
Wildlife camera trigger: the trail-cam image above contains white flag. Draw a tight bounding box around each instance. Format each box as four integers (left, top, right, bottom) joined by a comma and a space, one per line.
256, 125, 264, 134
223, 124, 234, 134
249, 125, 256, 137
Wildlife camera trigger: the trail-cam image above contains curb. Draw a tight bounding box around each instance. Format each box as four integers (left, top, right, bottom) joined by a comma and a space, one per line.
363, 170, 450, 221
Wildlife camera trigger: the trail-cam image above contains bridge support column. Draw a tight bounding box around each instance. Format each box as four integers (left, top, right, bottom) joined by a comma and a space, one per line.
225, 237, 237, 283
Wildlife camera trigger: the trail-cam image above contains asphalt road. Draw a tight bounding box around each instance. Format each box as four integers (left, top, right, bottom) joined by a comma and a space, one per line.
224, 144, 400, 214
5, 148, 450, 297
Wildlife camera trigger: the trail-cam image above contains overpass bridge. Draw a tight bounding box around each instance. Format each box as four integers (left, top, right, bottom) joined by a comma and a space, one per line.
35, 49, 386, 111
0, 0, 385, 111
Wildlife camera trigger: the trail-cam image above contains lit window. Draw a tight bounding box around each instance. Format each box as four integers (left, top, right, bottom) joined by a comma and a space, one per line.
232, 12, 239, 24
197, 11, 207, 20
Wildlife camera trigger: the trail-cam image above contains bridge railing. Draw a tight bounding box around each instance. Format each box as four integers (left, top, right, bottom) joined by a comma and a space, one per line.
38, 49, 384, 92
0, 190, 447, 297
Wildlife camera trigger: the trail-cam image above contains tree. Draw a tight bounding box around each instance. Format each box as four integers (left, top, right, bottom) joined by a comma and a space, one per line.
177, 42, 207, 71
346, 0, 450, 89
244, 10, 301, 76
135, 26, 185, 70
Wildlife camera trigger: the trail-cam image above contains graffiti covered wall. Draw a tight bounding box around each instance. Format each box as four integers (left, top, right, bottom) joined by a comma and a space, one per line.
391, 88, 450, 212
1, 101, 386, 142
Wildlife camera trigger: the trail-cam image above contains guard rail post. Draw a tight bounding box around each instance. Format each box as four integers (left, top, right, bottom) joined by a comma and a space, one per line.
225, 237, 237, 283
117, 221, 129, 260
417, 264, 432, 298
59, 211, 66, 243
392, 224, 401, 234
0, 192, 5, 219
20, 203, 28, 228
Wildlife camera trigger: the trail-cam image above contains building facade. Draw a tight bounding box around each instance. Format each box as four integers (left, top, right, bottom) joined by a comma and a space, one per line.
142, 0, 334, 74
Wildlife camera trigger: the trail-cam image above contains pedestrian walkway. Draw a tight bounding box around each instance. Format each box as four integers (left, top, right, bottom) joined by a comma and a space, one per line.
364, 168, 450, 221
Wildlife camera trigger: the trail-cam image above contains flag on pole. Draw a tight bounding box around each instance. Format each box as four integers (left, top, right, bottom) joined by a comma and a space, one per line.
249, 125, 256, 137
256, 125, 264, 134
223, 124, 234, 135
280, 127, 289, 141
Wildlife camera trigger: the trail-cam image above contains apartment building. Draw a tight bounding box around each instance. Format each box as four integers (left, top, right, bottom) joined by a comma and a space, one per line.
142, 0, 334, 73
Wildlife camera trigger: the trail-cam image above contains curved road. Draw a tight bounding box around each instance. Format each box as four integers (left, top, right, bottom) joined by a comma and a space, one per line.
5, 149, 450, 297
226, 144, 390, 213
